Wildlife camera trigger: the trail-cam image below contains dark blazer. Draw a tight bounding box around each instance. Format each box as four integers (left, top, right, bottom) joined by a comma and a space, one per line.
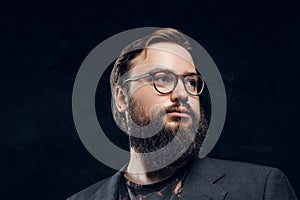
67, 157, 298, 200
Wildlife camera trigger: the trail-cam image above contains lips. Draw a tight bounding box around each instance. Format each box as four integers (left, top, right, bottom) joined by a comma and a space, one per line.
166, 107, 191, 118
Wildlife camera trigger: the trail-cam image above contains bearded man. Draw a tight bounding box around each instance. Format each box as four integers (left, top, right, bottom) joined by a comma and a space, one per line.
68, 28, 297, 200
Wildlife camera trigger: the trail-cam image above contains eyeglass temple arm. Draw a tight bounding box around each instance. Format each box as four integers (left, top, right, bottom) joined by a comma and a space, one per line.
122, 73, 151, 85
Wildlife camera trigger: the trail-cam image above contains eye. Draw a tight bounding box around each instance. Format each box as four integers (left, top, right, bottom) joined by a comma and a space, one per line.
154, 73, 173, 84
185, 77, 197, 87
156, 76, 170, 83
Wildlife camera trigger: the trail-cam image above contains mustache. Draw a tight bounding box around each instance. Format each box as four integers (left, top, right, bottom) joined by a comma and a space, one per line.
164, 102, 192, 114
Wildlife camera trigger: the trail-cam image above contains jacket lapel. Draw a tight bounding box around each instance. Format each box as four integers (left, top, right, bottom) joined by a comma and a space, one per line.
88, 157, 227, 200
178, 157, 228, 200
88, 170, 123, 200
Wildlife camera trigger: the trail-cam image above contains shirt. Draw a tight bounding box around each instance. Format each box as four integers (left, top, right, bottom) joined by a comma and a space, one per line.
118, 170, 187, 200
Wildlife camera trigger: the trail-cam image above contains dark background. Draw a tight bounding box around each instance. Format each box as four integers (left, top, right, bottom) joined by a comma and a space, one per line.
1, 1, 299, 199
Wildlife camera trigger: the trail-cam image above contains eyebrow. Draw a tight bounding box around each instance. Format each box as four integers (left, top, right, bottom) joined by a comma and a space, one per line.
147, 67, 197, 76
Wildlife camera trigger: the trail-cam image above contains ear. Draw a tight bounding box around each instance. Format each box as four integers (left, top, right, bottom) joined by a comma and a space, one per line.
114, 85, 128, 113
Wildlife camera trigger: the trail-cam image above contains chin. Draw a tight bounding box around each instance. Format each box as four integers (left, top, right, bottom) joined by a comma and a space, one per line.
166, 119, 192, 128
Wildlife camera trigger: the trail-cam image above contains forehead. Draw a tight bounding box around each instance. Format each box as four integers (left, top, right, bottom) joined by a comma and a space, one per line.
130, 42, 196, 75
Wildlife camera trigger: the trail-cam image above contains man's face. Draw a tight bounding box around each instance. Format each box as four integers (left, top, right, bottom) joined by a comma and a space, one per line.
119, 42, 206, 167
127, 42, 200, 129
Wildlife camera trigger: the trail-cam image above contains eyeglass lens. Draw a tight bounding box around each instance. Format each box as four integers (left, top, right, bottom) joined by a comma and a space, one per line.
153, 72, 203, 95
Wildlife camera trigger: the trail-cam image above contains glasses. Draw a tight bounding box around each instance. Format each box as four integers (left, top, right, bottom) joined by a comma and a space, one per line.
121, 70, 205, 96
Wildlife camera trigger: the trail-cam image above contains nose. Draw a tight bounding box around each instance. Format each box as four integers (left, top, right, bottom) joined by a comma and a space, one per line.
170, 78, 188, 103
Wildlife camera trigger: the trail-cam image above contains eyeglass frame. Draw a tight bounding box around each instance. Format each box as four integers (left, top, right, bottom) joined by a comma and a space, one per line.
120, 70, 205, 96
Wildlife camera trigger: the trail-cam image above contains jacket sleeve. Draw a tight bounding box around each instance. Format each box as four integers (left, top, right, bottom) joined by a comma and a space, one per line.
264, 168, 298, 200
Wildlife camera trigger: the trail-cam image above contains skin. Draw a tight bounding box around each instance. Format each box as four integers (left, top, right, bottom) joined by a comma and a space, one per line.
114, 42, 201, 185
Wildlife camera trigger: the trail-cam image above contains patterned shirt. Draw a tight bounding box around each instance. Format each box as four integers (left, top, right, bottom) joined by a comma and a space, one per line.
118, 170, 187, 200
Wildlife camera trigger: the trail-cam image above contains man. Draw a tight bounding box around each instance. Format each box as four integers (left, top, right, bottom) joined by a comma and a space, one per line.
68, 28, 297, 199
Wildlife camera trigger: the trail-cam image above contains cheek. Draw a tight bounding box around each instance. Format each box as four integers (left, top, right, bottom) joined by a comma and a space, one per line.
131, 87, 162, 107
190, 98, 201, 116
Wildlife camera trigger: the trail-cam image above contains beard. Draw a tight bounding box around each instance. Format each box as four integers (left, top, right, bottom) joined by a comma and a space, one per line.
127, 96, 208, 169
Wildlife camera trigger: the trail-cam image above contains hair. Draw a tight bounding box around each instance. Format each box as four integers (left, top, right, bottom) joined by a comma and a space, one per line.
110, 28, 192, 131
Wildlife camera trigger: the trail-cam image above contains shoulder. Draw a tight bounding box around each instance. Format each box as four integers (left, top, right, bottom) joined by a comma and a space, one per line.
209, 157, 277, 176
203, 157, 288, 185
191, 157, 278, 178
66, 168, 124, 200
190, 157, 298, 199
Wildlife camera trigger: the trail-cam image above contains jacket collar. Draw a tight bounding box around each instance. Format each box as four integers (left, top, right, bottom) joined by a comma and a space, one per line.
88, 167, 125, 200
90, 157, 227, 200
179, 157, 228, 200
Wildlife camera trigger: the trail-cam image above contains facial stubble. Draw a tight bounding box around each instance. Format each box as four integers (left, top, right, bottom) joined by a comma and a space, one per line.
127, 96, 208, 169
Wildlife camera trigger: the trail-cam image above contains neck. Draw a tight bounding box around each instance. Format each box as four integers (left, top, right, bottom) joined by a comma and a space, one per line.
125, 148, 185, 185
